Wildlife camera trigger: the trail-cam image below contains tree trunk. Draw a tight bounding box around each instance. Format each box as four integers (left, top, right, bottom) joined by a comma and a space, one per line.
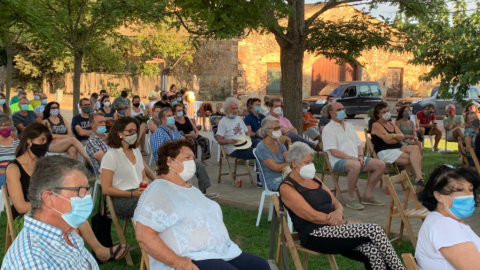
5, 45, 13, 101
73, 52, 83, 115
280, 44, 305, 134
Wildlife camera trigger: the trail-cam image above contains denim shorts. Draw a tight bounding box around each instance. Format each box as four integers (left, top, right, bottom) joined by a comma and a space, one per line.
332, 157, 371, 174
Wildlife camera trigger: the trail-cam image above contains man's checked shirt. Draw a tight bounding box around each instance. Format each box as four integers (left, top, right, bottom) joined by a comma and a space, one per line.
85, 133, 109, 175
150, 125, 181, 161
1, 214, 99, 270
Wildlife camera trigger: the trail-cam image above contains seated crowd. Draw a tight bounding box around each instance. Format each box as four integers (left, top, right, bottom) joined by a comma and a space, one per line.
3, 85, 480, 270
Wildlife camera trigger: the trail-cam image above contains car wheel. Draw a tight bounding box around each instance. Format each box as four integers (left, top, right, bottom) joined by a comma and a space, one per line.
346, 114, 356, 119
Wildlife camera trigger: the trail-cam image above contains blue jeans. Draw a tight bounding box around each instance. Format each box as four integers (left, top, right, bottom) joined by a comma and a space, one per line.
192, 252, 270, 270
286, 131, 315, 148
229, 148, 255, 160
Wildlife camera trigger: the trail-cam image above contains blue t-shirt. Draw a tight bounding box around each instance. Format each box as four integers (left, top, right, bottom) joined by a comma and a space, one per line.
71, 114, 91, 141
243, 112, 265, 135
256, 141, 287, 191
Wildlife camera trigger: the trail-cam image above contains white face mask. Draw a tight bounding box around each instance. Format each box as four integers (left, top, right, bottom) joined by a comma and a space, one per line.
272, 130, 282, 139
103, 102, 110, 107
273, 107, 282, 115
296, 163, 316, 179
173, 159, 196, 181
124, 133, 137, 145
382, 112, 391, 120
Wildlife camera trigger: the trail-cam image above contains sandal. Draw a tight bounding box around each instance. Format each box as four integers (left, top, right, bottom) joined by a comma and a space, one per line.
104, 244, 129, 263
416, 179, 426, 187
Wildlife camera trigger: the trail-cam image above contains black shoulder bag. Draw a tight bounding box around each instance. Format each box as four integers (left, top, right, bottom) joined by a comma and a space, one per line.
91, 194, 113, 264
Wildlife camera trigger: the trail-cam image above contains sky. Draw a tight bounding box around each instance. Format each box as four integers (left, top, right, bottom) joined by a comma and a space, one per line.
304, 0, 478, 20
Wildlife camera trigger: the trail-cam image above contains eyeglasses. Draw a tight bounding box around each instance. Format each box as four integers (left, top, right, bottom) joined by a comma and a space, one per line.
123, 129, 137, 134
270, 127, 281, 131
53, 186, 92, 198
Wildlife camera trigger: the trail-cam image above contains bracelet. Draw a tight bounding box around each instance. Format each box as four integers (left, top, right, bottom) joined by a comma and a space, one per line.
393, 133, 396, 138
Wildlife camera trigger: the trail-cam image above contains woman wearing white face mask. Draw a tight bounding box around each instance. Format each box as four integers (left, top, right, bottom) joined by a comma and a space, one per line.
416, 165, 480, 270
279, 142, 405, 270
255, 117, 291, 191
371, 102, 424, 190
134, 140, 270, 270
100, 117, 151, 220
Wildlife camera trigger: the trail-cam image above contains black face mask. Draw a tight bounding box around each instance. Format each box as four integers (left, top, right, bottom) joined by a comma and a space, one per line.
161, 95, 167, 101
133, 103, 140, 108
30, 142, 49, 157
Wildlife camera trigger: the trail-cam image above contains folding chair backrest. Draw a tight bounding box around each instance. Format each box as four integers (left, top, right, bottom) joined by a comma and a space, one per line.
458, 137, 470, 167
468, 148, 480, 173
2, 185, 16, 251
131, 218, 151, 270
382, 170, 423, 210
402, 253, 419, 270
252, 149, 275, 193
364, 129, 378, 159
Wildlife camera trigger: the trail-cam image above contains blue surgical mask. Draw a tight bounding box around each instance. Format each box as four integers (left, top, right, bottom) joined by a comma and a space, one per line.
176, 111, 184, 117
444, 195, 476, 219
254, 106, 261, 113
20, 104, 29, 111
34, 95, 39, 99
229, 114, 236, 119
97, 126, 107, 135
0, 99, 5, 105
42, 99, 48, 105
166, 116, 175, 127
171, 101, 177, 105
52, 193, 93, 228
177, 97, 182, 102
302, 109, 308, 113
336, 110, 346, 120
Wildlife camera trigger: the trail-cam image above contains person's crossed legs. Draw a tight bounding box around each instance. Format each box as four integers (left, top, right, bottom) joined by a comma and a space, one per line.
428, 126, 442, 151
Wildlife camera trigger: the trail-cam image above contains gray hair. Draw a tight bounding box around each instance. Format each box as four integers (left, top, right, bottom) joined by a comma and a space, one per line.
29, 156, 88, 215
324, 104, 333, 119
287, 142, 314, 166
264, 95, 271, 102
18, 98, 28, 103
223, 97, 239, 113
257, 116, 280, 138
269, 98, 282, 108
445, 104, 455, 112
0, 115, 12, 127
159, 107, 172, 120
302, 101, 309, 106
89, 111, 105, 124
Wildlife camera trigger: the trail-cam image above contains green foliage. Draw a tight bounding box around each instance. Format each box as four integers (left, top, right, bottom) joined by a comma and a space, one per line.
394, 0, 480, 105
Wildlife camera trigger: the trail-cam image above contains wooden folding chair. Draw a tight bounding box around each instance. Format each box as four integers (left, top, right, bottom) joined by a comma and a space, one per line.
402, 253, 419, 270
131, 218, 150, 270
2, 185, 16, 252
383, 171, 429, 248
217, 145, 254, 186
271, 194, 338, 270
105, 195, 134, 266
443, 130, 459, 157
458, 137, 471, 167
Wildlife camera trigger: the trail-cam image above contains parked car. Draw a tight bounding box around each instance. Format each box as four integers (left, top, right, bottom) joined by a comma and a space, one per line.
394, 86, 435, 112
410, 85, 480, 116
304, 81, 383, 118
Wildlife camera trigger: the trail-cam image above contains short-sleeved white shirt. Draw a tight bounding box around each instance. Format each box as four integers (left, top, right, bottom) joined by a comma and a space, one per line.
416, 211, 480, 270
322, 120, 362, 167
134, 180, 242, 270
216, 116, 248, 154
100, 147, 144, 190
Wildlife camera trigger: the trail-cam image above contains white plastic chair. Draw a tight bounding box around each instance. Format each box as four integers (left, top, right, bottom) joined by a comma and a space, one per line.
148, 136, 154, 166
253, 149, 292, 231
210, 137, 221, 162
191, 101, 203, 121
410, 115, 434, 152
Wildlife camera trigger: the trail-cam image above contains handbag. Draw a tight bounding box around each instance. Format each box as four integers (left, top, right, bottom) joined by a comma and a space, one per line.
91, 194, 113, 264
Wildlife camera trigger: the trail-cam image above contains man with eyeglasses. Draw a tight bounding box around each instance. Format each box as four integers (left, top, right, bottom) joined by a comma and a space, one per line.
2, 155, 99, 270
72, 98, 92, 145
322, 102, 386, 210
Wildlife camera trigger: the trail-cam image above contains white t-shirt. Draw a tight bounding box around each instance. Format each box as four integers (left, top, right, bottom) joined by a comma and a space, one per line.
134, 179, 242, 270
93, 100, 101, 112
416, 211, 480, 270
100, 147, 144, 190
322, 120, 362, 167
216, 116, 248, 154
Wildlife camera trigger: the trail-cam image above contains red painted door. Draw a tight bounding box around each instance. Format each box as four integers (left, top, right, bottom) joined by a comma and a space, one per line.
311, 57, 357, 95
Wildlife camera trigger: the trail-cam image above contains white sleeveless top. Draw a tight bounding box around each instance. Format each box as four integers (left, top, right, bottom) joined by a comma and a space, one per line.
130, 107, 145, 117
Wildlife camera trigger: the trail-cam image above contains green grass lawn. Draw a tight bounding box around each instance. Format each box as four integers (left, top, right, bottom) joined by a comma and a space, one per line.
0, 139, 459, 269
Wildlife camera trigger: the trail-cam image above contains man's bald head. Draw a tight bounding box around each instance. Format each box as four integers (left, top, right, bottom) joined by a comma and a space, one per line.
329, 102, 345, 122
155, 84, 160, 91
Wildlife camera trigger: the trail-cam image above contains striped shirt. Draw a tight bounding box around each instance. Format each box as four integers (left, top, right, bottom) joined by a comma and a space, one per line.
0, 139, 19, 171
1, 213, 99, 270
85, 133, 109, 175
150, 125, 181, 161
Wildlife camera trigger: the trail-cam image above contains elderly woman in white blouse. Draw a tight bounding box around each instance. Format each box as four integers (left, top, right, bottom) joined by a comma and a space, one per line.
134, 140, 270, 270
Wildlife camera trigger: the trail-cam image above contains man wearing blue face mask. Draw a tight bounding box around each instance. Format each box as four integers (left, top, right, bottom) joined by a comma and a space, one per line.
150, 107, 218, 199
34, 93, 49, 118
322, 102, 386, 210
85, 112, 109, 175
1, 155, 99, 270
244, 98, 265, 148
12, 98, 42, 136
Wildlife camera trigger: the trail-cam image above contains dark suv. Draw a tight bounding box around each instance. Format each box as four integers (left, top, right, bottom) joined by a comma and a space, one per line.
304, 81, 383, 118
